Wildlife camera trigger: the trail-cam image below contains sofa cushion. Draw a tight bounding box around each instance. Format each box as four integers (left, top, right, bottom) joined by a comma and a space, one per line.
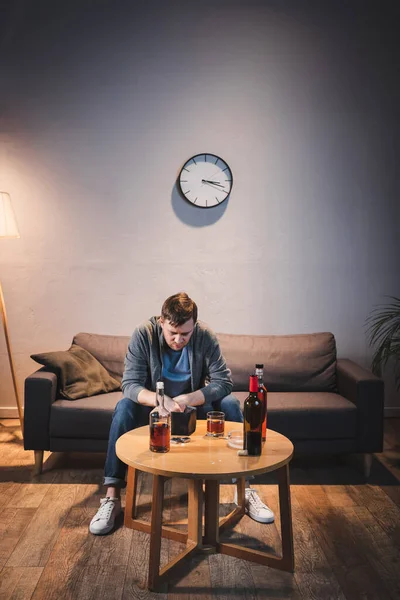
217, 332, 337, 392
73, 332, 130, 381
234, 391, 356, 440
31, 344, 121, 400
50, 391, 123, 439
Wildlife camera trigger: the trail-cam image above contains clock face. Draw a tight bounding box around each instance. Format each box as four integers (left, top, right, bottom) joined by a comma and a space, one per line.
178, 153, 233, 208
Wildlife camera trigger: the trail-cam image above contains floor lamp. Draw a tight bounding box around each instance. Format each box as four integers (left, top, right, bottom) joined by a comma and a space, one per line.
0, 191, 24, 435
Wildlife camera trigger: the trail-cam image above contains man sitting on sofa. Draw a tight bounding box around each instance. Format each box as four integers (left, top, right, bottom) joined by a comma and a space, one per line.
90, 292, 274, 534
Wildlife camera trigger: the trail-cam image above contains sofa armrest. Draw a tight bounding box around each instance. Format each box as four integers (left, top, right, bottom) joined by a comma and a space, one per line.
336, 358, 384, 452
24, 369, 58, 451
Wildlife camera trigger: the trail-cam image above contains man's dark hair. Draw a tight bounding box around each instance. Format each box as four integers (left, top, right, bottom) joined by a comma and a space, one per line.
161, 292, 198, 326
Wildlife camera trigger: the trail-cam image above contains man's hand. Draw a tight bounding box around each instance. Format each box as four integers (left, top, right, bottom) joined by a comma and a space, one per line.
174, 390, 205, 407
173, 394, 190, 409
164, 395, 185, 413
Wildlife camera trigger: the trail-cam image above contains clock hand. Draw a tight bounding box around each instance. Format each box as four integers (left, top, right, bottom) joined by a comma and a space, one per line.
207, 165, 231, 181
202, 182, 226, 191
202, 179, 225, 188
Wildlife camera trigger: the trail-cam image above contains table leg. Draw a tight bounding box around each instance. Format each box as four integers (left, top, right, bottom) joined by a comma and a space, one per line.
124, 466, 139, 527
188, 479, 203, 545
218, 464, 295, 572
130, 465, 294, 591
278, 463, 295, 571
204, 479, 219, 546
148, 474, 165, 590
148, 476, 201, 591
124, 469, 187, 544
217, 478, 245, 535
236, 477, 246, 509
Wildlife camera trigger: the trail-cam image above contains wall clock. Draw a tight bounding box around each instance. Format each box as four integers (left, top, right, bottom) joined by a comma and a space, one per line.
178, 153, 233, 208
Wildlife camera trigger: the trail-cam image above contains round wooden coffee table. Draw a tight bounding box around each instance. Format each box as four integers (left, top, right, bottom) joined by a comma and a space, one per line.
116, 420, 294, 590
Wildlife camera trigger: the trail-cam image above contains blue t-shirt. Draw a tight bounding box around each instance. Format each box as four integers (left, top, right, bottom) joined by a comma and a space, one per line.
162, 345, 191, 397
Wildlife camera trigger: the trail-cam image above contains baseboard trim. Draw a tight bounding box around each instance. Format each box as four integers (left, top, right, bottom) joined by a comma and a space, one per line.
384, 407, 400, 417
0, 407, 20, 418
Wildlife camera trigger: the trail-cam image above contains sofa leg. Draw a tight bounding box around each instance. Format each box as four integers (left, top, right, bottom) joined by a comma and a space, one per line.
362, 453, 373, 479
342, 453, 373, 479
34, 450, 44, 475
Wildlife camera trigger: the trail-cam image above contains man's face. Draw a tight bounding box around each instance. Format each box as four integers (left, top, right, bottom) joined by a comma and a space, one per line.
160, 318, 195, 351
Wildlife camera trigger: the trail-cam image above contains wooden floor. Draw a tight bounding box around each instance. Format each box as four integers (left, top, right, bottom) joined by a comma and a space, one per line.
0, 420, 399, 600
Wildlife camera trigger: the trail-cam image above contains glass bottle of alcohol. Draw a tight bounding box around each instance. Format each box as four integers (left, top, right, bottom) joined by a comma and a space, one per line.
149, 381, 171, 453
243, 374, 263, 456
255, 363, 267, 442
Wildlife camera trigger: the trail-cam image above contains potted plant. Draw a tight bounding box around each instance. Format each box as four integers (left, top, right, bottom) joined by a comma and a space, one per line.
366, 296, 400, 390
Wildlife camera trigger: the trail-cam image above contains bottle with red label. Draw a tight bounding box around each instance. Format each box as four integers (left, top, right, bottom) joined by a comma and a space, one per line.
255, 363, 267, 442
243, 374, 263, 456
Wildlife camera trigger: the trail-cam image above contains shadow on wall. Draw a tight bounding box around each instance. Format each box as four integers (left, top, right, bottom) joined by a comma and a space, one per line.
171, 185, 229, 227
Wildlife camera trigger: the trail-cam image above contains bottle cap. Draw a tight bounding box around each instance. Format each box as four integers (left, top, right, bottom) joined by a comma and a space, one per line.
255, 363, 264, 369
249, 374, 258, 393
156, 381, 164, 390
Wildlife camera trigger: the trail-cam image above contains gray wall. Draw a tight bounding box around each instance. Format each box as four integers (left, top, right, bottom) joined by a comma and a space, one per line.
1, 0, 399, 415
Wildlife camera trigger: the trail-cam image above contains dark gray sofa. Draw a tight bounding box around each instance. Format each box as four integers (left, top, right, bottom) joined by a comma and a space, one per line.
24, 331, 384, 476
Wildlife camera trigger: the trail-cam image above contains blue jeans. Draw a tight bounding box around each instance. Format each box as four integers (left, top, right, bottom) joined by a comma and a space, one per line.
104, 394, 243, 488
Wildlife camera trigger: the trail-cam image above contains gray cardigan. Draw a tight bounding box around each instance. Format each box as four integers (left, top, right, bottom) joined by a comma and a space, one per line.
121, 316, 233, 404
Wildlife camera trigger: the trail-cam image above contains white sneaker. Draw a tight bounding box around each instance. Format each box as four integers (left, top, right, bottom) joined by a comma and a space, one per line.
235, 488, 274, 523
89, 497, 121, 535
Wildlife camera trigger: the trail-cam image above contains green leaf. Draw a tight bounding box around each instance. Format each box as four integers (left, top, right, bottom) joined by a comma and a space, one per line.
365, 296, 400, 391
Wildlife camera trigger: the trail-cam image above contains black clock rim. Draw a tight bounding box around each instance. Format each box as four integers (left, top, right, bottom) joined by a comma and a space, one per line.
177, 152, 233, 208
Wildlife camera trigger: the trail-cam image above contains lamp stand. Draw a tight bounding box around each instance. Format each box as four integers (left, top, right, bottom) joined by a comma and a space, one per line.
0, 281, 24, 435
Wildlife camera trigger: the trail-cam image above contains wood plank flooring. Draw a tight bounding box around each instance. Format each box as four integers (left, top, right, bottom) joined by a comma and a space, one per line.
0, 419, 399, 600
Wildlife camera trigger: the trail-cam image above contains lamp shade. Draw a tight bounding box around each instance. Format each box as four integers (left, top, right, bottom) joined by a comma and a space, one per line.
0, 192, 20, 238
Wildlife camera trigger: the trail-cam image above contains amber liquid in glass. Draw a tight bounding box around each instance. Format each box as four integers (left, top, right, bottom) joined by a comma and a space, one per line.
207, 418, 224, 435
150, 422, 170, 453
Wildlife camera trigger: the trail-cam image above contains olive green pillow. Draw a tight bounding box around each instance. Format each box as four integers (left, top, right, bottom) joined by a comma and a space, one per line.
31, 343, 121, 400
